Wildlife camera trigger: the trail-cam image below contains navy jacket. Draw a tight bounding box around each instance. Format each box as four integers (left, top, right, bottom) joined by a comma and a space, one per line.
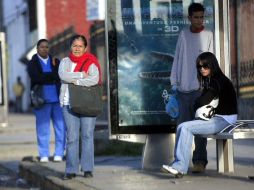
27, 54, 61, 101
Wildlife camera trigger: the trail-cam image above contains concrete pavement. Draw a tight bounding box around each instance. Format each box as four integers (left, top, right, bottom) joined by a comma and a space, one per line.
18, 139, 254, 190
0, 113, 39, 189
1, 113, 254, 190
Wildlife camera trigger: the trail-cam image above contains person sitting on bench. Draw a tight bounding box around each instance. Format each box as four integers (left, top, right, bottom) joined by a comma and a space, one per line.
162, 52, 238, 178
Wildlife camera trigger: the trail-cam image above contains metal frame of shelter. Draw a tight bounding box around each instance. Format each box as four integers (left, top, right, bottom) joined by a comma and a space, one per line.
105, 0, 230, 169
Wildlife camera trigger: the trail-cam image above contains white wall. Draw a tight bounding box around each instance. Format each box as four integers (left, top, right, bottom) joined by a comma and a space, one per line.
3, 0, 30, 111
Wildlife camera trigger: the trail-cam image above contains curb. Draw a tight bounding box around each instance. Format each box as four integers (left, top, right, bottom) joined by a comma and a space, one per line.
19, 160, 95, 190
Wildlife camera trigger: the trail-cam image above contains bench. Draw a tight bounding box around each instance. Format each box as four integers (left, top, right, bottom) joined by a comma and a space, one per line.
198, 120, 254, 173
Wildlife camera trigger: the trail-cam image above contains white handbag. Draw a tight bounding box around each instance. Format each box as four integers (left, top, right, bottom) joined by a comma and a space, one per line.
195, 98, 219, 120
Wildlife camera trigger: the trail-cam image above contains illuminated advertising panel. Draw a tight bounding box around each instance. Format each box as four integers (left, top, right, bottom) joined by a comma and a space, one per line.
106, 0, 214, 134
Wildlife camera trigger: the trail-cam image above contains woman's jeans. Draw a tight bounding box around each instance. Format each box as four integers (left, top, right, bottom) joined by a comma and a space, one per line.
34, 103, 66, 157
177, 90, 207, 166
171, 116, 229, 174
62, 106, 96, 174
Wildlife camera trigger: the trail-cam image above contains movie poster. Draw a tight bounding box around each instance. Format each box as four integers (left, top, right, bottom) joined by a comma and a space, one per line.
107, 0, 214, 128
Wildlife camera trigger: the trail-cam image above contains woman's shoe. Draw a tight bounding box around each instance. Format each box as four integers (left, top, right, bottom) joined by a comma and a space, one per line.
84, 171, 93, 178
62, 173, 76, 180
53, 156, 63, 162
39, 157, 49, 163
161, 165, 184, 178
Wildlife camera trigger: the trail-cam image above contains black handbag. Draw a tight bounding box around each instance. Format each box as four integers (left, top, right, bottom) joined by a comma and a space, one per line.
30, 84, 44, 108
68, 60, 103, 116
69, 84, 103, 116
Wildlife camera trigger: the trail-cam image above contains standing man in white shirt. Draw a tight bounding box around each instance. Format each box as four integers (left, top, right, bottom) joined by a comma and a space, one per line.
169, 2, 214, 173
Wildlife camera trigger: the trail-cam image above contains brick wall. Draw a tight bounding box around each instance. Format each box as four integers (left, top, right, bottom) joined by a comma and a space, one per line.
46, 0, 92, 43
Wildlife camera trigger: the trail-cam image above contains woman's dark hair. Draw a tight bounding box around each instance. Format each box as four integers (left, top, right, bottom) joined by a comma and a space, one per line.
69, 34, 87, 48
196, 52, 224, 82
37, 39, 48, 48
188, 3, 205, 16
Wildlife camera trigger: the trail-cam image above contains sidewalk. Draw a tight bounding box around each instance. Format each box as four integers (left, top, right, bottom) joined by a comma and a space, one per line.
1, 113, 254, 190
19, 143, 254, 190
19, 140, 254, 190
20, 140, 254, 190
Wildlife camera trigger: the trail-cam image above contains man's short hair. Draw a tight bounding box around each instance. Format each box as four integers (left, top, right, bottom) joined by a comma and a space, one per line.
188, 3, 205, 16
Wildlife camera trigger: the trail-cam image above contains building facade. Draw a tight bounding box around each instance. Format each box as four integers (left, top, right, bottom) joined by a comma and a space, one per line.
229, 0, 254, 119
3, 0, 105, 113
2, 0, 254, 120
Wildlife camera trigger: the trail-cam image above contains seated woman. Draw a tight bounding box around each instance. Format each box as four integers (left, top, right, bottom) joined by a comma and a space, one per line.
162, 52, 238, 177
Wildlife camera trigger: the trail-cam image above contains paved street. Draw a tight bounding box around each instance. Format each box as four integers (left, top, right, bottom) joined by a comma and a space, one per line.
0, 113, 47, 189
0, 164, 33, 189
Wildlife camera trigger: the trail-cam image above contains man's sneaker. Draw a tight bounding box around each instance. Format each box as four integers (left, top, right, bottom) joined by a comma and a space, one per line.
53, 156, 63, 162
40, 157, 49, 163
192, 163, 205, 173
161, 165, 184, 178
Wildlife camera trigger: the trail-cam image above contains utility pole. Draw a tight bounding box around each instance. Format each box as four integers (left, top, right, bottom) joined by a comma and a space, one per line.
0, 0, 4, 32
0, 32, 8, 127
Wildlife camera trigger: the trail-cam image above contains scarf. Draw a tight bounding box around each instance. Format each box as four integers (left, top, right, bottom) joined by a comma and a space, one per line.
69, 52, 88, 68
190, 25, 204, 33
69, 52, 102, 84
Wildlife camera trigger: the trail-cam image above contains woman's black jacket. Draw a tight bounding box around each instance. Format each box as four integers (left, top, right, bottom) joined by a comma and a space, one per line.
27, 54, 61, 95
